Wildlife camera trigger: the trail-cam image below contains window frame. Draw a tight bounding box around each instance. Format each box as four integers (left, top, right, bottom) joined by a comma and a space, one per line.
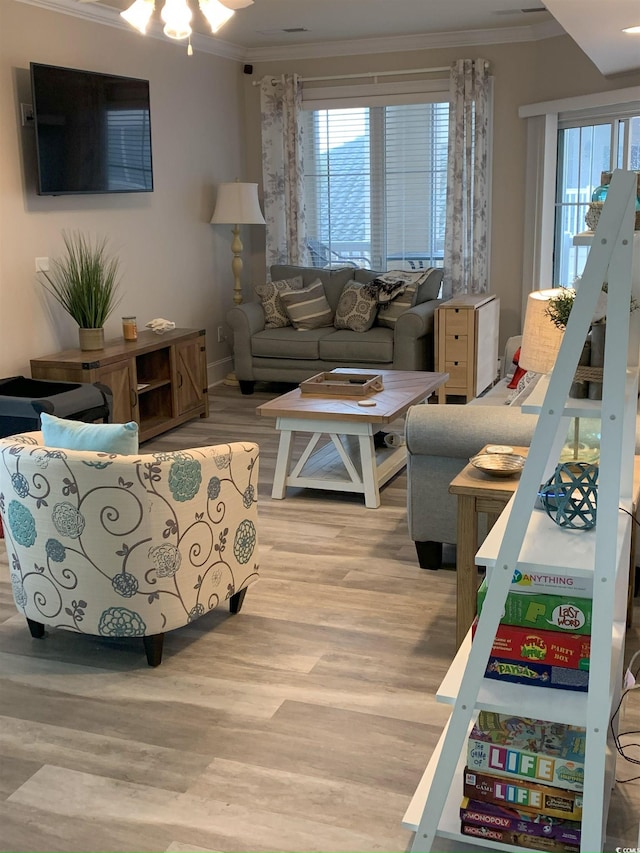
519, 86, 640, 320
301, 78, 452, 271
553, 113, 640, 289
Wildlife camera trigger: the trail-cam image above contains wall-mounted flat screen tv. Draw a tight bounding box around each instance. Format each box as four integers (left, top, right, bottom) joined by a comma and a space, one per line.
30, 62, 153, 196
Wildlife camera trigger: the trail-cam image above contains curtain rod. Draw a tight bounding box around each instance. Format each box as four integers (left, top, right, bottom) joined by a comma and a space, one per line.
251, 66, 451, 87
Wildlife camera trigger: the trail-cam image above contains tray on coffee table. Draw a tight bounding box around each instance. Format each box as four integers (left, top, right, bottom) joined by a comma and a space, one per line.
299, 371, 384, 398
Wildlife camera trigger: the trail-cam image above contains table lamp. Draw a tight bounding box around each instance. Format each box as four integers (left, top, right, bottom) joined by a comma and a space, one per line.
520, 288, 598, 463
210, 180, 266, 306
519, 288, 565, 376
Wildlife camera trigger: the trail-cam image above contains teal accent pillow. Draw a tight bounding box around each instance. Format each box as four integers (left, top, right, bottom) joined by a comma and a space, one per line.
40, 413, 139, 455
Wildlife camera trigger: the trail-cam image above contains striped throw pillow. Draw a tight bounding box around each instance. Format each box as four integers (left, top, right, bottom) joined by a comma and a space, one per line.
280, 279, 334, 330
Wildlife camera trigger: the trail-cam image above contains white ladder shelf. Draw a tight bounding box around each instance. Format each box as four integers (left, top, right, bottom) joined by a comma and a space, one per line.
404, 169, 640, 853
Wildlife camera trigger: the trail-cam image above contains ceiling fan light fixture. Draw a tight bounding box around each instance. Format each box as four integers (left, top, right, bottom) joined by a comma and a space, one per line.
120, 0, 155, 34
120, 0, 243, 48
161, 0, 192, 32
163, 21, 192, 38
199, 0, 235, 33
219, 0, 253, 8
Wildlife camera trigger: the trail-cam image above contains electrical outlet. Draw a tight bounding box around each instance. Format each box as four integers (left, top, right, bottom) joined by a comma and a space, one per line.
217, 325, 226, 343
21, 103, 34, 126
35, 257, 49, 272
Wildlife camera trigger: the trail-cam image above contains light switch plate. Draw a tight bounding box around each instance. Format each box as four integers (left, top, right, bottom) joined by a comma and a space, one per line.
21, 103, 34, 126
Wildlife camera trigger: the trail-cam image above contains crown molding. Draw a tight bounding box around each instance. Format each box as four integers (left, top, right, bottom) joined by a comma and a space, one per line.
244, 19, 566, 63
13, 0, 246, 60
13, 0, 565, 64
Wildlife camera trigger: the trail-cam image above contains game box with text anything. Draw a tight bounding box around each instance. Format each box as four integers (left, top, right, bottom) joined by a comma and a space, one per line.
505, 569, 592, 598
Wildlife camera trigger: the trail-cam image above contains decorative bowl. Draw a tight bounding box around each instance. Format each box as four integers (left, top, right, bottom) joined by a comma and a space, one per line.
469, 453, 526, 478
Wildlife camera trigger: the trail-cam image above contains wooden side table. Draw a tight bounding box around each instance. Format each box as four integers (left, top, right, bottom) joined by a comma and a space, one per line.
449, 449, 640, 648
449, 446, 528, 648
435, 293, 500, 403
30, 328, 209, 443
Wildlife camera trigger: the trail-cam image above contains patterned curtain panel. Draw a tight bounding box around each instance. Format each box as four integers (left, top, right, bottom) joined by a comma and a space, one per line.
260, 73, 308, 272
443, 58, 490, 299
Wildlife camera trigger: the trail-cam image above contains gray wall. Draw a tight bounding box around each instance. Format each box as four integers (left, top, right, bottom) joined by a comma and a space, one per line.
0, 0, 253, 382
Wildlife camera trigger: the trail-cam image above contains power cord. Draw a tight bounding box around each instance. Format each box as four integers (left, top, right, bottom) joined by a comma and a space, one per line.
609, 508, 640, 782
619, 505, 640, 527
612, 650, 640, 783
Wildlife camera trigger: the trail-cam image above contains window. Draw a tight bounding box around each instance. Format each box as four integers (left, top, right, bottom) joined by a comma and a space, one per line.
302, 100, 449, 271
107, 109, 153, 191
554, 114, 640, 287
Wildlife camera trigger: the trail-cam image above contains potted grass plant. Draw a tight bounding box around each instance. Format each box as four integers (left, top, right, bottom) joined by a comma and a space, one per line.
40, 231, 122, 351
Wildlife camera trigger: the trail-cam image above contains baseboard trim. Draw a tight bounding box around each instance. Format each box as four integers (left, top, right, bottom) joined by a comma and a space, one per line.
207, 357, 233, 387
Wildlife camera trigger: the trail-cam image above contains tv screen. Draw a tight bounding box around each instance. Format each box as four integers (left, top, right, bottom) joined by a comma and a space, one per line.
30, 63, 153, 196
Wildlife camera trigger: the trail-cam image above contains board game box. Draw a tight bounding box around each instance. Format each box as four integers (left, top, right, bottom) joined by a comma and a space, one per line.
506, 568, 592, 598
467, 712, 586, 791
463, 768, 583, 821
461, 821, 580, 852
483, 655, 589, 691
460, 797, 582, 844
472, 619, 590, 670
477, 578, 592, 634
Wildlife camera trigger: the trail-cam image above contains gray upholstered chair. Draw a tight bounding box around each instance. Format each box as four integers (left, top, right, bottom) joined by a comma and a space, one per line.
405, 337, 537, 569
0, 433, 259, 665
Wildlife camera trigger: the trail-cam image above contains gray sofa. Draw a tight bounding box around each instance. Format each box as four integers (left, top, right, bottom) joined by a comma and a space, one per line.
227, 264, 443, 394
405, 337, 538, 569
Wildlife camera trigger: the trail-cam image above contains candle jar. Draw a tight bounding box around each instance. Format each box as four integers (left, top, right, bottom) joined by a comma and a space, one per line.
122, 316, 138, 341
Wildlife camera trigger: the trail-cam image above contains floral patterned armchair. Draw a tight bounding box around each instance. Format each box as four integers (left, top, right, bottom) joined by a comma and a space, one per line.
0, 433, 259, 665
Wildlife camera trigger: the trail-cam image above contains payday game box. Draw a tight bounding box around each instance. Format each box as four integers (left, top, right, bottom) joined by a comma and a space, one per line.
484, 656, 589, 691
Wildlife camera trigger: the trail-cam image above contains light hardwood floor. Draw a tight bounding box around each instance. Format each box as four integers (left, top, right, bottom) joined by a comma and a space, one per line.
1, 383, 639, 852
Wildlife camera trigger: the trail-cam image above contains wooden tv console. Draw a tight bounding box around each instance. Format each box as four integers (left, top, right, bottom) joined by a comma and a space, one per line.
31, 328, 209, 442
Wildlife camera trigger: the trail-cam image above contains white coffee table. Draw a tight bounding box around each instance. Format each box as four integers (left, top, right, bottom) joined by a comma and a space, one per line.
256, 368, 448, 508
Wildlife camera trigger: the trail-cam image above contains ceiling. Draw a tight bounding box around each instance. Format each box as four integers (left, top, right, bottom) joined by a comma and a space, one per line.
20, 0, 640, 73
191, 0, 553, 51
544, 0, 640, 76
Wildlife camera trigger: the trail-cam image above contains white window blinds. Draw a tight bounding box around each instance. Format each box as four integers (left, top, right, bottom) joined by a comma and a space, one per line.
107, 109, 153, 191
302, 100, 449, 271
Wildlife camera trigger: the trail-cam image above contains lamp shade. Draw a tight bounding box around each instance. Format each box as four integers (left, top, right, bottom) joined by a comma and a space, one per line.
210, 182, 265, 226
120, 0, 154, 33
199, 0, 234, 33
519, 288, 566, 374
